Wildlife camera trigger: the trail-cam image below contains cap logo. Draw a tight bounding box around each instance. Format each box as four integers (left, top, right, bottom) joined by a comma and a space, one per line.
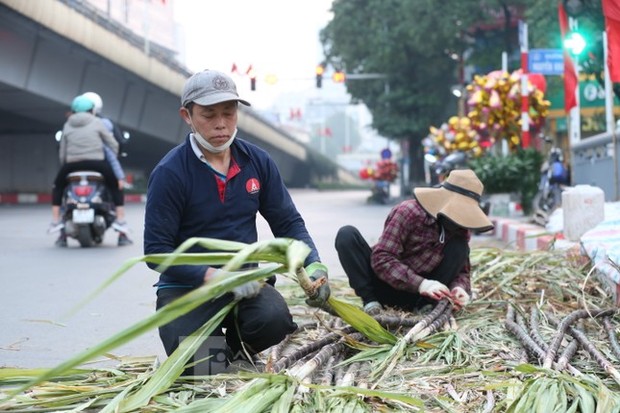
213, 75, 231, 91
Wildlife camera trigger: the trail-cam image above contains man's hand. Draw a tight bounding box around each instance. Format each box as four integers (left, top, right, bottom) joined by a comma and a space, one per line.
207, 269, 262, 301
231, 281, 262, 300
305, 262, 331, 308
450, 286, 470, 309
418, 279, 451, 300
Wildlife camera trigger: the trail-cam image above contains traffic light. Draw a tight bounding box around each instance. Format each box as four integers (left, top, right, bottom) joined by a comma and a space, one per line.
564, 30, 587, 56
247, 65, 257, 91
315, 65, 324, 88
332, 70, 346, 83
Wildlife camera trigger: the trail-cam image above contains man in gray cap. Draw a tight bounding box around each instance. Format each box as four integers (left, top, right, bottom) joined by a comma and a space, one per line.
144, 69, 330, 375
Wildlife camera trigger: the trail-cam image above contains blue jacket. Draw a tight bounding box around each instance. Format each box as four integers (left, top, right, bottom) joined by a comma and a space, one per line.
144, 134, 321, 288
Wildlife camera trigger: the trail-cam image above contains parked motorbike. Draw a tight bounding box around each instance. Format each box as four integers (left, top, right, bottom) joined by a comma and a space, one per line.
59, 170, 116, 247
532, 147, 570, 225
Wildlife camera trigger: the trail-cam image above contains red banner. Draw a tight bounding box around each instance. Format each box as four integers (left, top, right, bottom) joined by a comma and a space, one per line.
558, 2, 578, 112
603, 0, 620, 82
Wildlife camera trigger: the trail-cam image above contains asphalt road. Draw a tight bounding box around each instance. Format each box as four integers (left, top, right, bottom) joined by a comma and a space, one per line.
0, 188, 501, 369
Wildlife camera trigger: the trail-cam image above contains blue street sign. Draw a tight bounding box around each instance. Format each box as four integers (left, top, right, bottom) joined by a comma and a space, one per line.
529, 49, 564, 75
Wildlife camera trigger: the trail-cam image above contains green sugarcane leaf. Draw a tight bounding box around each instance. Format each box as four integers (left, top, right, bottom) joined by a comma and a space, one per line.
119, 302, 235, 412
327, 297, 396, 345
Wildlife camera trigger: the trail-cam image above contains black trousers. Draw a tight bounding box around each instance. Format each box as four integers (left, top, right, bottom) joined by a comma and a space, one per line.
156, 284, 297, 375
52, 160, 124, 206
334, 225, 469, 311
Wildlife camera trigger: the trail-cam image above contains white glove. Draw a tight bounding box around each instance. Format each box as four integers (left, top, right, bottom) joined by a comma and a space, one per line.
231, 281, 262, 300
211, 269, 262, 300
451, 287, 470, 309
418, 279, 451, 300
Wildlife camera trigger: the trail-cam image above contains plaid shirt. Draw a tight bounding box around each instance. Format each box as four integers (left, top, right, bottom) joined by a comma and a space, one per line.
370, 199, 471, 294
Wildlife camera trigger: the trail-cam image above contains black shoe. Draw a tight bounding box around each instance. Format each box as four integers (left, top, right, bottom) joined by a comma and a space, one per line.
118, 233, 133, 246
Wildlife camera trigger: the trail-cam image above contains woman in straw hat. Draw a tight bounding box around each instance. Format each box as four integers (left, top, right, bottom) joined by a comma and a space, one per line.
335, 169, 493, 315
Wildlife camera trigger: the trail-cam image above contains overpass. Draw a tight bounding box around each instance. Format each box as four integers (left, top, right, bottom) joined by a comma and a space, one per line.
0, 0, 357, 197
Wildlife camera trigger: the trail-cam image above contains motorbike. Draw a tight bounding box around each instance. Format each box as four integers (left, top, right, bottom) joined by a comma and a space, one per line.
59, 170, 116, 247
532, 147, 570, 225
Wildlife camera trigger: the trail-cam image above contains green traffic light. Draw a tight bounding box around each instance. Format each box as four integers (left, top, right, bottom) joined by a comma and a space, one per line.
564, 31, 587, 56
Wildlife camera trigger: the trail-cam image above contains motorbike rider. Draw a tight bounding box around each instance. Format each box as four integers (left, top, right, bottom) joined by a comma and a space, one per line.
81, 92, 130, 189
81, 91, 132, 246
48, 95, 130, 246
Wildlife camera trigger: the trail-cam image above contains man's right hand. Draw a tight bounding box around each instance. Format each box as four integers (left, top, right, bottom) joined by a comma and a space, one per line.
231, 281, 262, 300
418, 279, 451, 300
206, 269, 262, 300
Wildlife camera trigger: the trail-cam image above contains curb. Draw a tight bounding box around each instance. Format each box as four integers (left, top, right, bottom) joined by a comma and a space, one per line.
489, 216, 571, 251
0, 193, 147, 204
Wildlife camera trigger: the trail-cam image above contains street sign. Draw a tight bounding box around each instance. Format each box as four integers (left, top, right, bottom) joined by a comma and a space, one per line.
528, 49, 564, 75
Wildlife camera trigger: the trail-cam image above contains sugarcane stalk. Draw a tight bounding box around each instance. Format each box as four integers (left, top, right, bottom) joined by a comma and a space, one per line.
270, 326, 356, 373
410, 306, 453, 342
374, 314, 422, 329
504, 305, 581, 375
337, 362, 360, 387
603, 317, 620, 362
555, 321, 581, 372
542, 308, 617, 369
266, 334, 292, 372
547, 312, 620, 385
292, 333, 362, 381
296, 266, 327, 300
371, 299, 453, 386
528, 307, 549, 352
403, 298, 451, 343
319, 354, 338, 386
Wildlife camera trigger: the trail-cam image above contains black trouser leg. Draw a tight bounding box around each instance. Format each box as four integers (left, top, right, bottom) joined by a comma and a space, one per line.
335, 225, 377, 304
156, 284, 297, 376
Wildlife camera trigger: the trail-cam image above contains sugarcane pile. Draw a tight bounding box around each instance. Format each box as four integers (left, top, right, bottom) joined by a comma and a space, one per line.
1, 246, 620, 412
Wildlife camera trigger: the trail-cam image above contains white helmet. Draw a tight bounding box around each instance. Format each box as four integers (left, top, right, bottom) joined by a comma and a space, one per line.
82, 91, 103, 114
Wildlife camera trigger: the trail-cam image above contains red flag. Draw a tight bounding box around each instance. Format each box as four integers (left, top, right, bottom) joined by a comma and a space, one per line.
558, 2, 578, 112
603, 0, 620, 82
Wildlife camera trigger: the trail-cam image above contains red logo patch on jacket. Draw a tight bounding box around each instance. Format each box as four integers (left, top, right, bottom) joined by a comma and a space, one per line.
246, 178, 260, 194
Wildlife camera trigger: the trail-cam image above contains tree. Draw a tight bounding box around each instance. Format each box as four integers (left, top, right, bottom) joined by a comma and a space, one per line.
320, 0, 531, 188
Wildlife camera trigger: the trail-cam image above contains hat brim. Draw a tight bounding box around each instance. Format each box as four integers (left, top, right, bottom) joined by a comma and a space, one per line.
190, 93, 251, 107
414, 187, 494, 232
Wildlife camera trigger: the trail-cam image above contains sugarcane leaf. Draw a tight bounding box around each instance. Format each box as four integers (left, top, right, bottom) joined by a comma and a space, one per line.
119, 302, 235, 412
316, 385, 424, 408
269, 381, 296, 413
99, 380, 141, 413
327, 297, 396, 345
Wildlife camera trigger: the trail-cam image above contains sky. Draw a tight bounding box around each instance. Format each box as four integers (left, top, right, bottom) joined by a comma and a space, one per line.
173, 0, 336, 110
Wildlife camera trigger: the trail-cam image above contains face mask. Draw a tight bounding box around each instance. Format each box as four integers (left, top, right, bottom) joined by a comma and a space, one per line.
187, 110, 237, 154
192, 129, 237, 154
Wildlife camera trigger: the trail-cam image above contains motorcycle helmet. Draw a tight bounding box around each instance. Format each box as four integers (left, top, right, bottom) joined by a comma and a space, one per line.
71, 95, 95, 113
82, 91, 103, 114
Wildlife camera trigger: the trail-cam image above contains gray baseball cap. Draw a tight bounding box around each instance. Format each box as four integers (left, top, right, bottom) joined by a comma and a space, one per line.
181, 70, 251, 107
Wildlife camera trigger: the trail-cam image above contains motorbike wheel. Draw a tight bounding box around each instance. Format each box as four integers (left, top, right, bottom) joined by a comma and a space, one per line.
76, 225, 95, 248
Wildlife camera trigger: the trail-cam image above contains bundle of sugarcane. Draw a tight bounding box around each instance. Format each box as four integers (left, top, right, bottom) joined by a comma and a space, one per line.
1, 244, 619, 412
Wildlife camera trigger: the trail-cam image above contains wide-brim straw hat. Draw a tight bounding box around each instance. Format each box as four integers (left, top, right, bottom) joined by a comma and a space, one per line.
413, 169, 494, 232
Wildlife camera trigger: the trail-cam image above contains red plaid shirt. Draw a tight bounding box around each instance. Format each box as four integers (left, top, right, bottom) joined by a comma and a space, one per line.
370, 199, 471, 294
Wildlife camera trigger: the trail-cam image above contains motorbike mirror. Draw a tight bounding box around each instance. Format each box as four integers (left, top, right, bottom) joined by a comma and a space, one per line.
54, 130, 63, 142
